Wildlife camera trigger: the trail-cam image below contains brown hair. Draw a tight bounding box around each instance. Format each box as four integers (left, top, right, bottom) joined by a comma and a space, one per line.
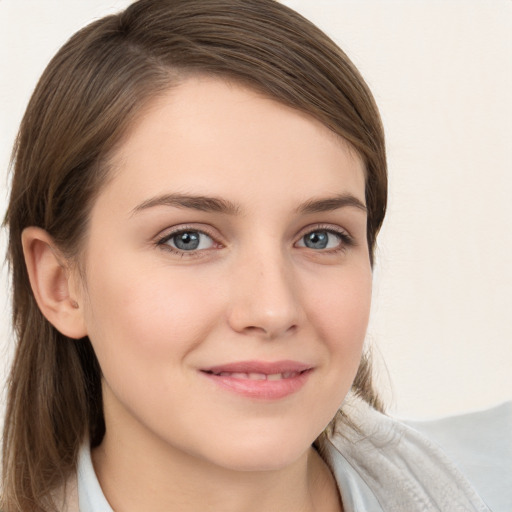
2, 0, 387, 509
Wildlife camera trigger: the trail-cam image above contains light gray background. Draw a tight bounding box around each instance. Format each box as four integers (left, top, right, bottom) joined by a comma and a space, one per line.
1, 0, 511, 420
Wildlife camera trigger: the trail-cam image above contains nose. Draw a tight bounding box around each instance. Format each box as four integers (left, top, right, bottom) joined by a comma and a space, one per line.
226, 248, 302, 339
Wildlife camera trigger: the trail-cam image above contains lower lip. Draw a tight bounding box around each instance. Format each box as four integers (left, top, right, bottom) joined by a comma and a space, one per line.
201, 370, 312, 400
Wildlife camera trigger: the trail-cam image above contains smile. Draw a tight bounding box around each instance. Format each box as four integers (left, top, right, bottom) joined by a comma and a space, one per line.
208, 371, 303, 380
200, 361, 313, 400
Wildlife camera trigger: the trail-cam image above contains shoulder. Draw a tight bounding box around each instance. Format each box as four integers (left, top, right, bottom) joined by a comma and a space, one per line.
320, 396, 511, 511
404, 401, 512, 512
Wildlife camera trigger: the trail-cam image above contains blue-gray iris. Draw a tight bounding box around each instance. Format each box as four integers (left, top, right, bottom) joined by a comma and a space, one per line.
174, 232, 200, 250
304, 231, 328, 249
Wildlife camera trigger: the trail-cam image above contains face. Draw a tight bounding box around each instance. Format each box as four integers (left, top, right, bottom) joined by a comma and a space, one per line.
77, 76, 372, 472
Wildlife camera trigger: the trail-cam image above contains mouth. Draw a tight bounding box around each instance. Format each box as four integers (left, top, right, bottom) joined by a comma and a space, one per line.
200, 360, 313, 400
203, 370, 307, 380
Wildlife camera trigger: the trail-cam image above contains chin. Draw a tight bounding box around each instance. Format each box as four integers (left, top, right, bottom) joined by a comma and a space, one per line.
201, 430, 318, 473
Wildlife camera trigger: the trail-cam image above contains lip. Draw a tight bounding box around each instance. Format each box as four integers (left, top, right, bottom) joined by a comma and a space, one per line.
200, 360, 313, 400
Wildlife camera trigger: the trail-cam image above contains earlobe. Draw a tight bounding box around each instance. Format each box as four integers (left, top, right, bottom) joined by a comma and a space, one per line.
21, 227, 87, 339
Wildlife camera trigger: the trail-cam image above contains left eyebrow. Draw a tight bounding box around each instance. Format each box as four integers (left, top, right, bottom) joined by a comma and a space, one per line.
296, 194, 367, 215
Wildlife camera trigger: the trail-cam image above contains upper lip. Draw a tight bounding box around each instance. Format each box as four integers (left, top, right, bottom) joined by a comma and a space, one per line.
201, 360, 313, 375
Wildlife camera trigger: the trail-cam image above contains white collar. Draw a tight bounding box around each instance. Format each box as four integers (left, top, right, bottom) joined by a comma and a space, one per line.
77, 443, 114, 512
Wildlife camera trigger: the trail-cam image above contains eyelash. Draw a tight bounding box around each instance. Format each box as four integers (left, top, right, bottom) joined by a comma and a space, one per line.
297, 225, 355, 254
156, 225, 219, 258
156, 224, 355, 257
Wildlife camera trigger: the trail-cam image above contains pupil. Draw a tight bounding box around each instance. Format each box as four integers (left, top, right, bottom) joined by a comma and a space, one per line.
305, 231, 328, 249
174, 232, 200, 250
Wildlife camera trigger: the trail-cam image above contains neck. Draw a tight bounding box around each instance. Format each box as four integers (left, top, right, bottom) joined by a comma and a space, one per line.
92, 430, 342, 512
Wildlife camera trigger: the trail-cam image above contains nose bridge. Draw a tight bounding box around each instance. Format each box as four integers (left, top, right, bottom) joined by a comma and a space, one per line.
227, 240, 301, 338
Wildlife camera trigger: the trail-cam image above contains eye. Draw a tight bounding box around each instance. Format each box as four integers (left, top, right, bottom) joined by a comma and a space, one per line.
159, 230, 215, 252
296, 229, 347, 250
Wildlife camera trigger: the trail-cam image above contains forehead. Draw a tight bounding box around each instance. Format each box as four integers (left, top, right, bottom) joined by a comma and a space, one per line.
101, 76, 366, 213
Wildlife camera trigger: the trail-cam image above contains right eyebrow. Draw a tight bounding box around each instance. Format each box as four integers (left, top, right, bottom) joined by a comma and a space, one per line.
129, 193, 242, 217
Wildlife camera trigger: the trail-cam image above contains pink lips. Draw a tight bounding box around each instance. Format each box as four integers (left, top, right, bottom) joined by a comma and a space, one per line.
200, 360, 313, 400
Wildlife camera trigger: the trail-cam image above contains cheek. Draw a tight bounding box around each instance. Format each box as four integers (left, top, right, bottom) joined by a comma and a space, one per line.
82, 259, 222, 372
311, 264, 372, 348
306, 264, 372, 396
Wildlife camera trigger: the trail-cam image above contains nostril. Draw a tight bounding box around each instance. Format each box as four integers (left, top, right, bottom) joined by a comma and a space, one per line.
242, 323, 298, 339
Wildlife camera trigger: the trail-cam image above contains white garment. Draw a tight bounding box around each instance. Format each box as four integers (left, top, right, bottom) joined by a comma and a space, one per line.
77, 398, 512, 512
321, 397, 512, 511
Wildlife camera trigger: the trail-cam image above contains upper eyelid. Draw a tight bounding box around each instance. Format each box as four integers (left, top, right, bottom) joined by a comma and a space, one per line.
157, 222, 350, 236
295, 223, 352, 239
157, 224, 219, 243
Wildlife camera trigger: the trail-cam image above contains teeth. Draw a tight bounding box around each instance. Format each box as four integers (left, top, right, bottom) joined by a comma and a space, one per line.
229, 373, 247, 379
248, 373, 267, 380
214, 371, 300, 380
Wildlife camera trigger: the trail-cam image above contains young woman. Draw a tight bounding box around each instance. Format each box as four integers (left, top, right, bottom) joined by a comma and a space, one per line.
2, 1, 510, 511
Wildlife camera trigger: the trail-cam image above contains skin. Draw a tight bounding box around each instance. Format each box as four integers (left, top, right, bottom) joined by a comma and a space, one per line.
30, 76, 372, 511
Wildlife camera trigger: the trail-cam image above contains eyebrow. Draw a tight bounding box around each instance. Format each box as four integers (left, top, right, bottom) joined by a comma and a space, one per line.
295, 194, 367, 214
130, 194, 241, 216
130, 192, 366, 216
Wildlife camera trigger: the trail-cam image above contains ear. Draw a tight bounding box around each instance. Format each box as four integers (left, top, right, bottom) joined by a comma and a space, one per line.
21, 227, 87, 339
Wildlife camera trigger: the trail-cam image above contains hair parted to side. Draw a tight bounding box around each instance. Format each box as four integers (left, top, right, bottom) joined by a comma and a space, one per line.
2, 0, 387, 509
